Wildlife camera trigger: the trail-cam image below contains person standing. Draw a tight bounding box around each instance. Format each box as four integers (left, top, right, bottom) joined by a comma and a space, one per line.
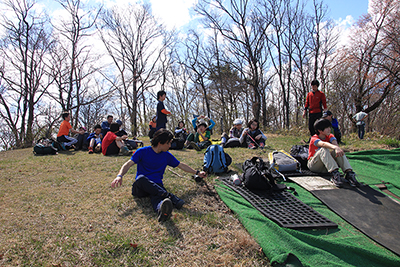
353, 111, 368, 139
156, 90, 171, 130
303, 80, 327, 136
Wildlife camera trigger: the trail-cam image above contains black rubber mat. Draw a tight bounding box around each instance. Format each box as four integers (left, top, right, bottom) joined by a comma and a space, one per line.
219, 176, 338, 229
275, 169, 331, 178
311, 185, 400, 256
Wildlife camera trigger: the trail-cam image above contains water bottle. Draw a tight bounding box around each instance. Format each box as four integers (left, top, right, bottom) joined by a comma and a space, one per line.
231, 174, 241, 185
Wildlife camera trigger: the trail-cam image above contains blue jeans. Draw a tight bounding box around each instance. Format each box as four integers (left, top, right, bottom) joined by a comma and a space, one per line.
131, 175, 182, 211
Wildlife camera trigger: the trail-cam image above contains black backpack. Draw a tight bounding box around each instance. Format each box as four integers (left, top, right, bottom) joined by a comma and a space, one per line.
290, 145, 309, 170
241, 157, 276, 190
33, 138, 58, 155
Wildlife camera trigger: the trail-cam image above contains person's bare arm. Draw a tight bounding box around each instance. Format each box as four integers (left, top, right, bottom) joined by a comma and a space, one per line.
177, 162, 207, 178
317, 140, 344, 157
111, 160, 135, 188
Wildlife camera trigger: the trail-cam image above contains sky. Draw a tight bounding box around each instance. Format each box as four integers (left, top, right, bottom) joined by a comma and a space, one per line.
144, 0, 370, 31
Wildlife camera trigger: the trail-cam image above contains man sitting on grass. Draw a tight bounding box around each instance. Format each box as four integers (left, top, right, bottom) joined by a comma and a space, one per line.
102, 123, 130, 156
111, 129, 207, 222
307, 119, 360, 187
57, 112, 85, 149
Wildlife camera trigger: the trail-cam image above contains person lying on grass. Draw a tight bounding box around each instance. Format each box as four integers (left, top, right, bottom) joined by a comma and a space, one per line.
307, 118, 360, 188
111, 128, 207, 222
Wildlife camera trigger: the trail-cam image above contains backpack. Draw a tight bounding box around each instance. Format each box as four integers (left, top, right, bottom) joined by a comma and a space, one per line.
203, 145, 232, 173
170, 138, 185, 150
290, 145, 309, 170
268, 150, 300, 172
33, 138, 58, 155
241, 157, 276, 190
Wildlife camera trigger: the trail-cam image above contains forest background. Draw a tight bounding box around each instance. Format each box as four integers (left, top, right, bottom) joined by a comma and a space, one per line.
0, 0, 399, 150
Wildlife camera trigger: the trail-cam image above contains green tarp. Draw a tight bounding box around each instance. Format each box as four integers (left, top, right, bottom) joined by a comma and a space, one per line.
215, 148, 400, 267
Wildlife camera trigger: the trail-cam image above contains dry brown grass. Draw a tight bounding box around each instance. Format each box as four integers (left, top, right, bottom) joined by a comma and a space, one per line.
0, 139, 268, 266
0, 132, 390, 266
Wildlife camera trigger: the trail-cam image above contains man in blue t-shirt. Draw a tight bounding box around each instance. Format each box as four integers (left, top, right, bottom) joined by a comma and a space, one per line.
111, 129, 207, 222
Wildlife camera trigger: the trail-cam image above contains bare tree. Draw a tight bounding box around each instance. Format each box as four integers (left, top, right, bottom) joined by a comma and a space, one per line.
0, 0, 54, 148
48, 0, 107, 128
97, 3, 174, 136
195, 0, 271, 122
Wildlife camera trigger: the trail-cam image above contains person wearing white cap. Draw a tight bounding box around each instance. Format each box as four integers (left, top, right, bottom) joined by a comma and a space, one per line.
220, 119, 245, 148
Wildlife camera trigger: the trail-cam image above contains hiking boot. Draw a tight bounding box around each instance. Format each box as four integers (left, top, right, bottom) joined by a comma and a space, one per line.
157, 198, 173, 222
345, 171, 360, 187
60, 142, 66, 151
174, 199, 185, 209
168, 193, 185, 209
190, 141, 201, 151
88, 147, 94, 154
330, 170, 344, 188
120, 146, 130, 156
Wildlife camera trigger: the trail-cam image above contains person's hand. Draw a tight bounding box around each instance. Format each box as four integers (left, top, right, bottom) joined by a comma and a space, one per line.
302, 110, 306, 118
255, 134, 262, 140
111, 176, 123, 188
198, 171, 207, 178
122, 135, 128, 140
197, 128, 202, 134
334, 147, 344, 157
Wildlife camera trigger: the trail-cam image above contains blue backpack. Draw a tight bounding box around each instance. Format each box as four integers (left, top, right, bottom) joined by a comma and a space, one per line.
203, 145, 232, 173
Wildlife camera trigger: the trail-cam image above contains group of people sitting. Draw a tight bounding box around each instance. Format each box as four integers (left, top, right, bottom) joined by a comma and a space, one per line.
149, 115, 268, 152
56, 112, 138, 156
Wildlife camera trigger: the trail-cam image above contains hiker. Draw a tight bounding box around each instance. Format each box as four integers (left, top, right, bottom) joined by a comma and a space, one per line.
102, 122, 130, 156
101, 115, 114, 136
322, 110, 342, 144
87, 124, 103, 154
174, 120, 188, 141
74, 126, 90, 150
240, 118, 267, 149
185, 119, 212, 151
148, 115, 157, 139
303, 80, 327, 136
56, 112, 85, 149
220, 118, 245, 148
115, 119, 140, 150
308, 118, 360, 187
192, 115, 215, 133
156, 90, 171, 130
111, 129, 207, 222
352, 111, 368, 139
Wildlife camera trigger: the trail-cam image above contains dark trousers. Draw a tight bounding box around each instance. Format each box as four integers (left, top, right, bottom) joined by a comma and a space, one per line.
132, 175, 181, 211
357, 124, 365, 139
156, 123, 166, 131
308, 112, 322, 136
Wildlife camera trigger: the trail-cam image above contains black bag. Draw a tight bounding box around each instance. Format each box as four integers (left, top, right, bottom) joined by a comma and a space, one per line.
33, 138, 58, 155
124, 139, 138, 150
241, 157, 275, 190
170, 138, 185, 150
290, 145, 309, 170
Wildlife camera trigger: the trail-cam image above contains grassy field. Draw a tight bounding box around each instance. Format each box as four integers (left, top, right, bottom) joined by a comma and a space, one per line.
0, 131, 396, 266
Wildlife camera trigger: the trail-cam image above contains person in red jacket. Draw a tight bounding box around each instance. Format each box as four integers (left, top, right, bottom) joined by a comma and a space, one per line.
303, 80, 327, 136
